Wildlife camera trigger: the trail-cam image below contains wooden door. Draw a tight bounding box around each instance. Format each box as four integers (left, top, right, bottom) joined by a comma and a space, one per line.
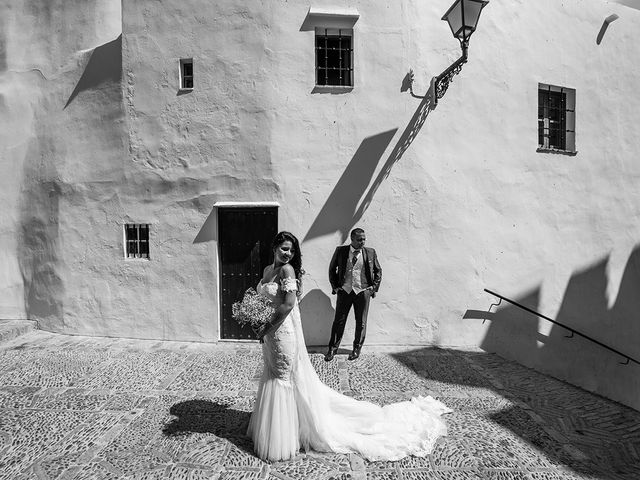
219, 207, 278, 339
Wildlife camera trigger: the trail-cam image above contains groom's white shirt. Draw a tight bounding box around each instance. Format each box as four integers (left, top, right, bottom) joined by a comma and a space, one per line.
342, 246, 367, 294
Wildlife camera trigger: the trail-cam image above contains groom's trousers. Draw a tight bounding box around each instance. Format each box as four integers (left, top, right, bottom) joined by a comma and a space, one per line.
329, 289, 371, 350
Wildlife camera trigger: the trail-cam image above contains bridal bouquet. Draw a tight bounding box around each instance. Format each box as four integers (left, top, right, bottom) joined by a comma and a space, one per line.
231, 287, 275, 336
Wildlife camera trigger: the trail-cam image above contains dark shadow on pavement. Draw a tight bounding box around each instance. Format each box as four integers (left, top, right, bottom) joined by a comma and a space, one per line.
390, 347, 640, 479
163, 399, 253, 454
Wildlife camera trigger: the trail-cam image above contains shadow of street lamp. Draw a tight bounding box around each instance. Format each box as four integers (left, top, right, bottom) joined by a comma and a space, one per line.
410, 0, 489, 105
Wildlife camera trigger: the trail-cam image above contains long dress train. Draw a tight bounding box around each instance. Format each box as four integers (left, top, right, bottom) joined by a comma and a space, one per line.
247, 279, 452, 462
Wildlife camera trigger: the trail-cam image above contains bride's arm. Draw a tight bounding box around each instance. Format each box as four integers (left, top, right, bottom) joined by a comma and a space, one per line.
258, 264, 297, 338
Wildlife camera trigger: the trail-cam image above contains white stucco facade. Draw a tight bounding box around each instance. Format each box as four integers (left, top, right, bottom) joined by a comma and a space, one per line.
2, 0, 640, 409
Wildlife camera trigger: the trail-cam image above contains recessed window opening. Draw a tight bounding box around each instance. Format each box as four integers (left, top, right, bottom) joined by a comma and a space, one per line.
538, 83, 576, 153
124, 224, 150, 259
180, 58, 194, 89
315, 28, 353, 87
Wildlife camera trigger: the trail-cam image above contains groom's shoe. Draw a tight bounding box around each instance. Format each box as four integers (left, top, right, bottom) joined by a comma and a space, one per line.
324, 348, 337, 362
348, 347, 361, 361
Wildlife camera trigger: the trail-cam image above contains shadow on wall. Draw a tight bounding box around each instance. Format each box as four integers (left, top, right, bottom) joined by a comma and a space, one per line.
303, 129, 397, 242
0, 15, 6, 72
18, 181, 65, 325
465, 287, 543, 365
304, 83, 435, 243
299, 288, 335, 347
193, 206, 217, 244
465, 246, 640, 410
64, 34, 122, 109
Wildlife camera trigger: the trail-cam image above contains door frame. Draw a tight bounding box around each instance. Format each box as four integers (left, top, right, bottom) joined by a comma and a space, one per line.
214, 201, 280, 341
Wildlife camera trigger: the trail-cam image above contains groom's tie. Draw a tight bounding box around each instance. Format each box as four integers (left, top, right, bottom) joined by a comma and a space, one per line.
352, 252, 358, 266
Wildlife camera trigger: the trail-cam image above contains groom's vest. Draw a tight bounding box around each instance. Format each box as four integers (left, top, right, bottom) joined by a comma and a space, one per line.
342, 250, 370, 294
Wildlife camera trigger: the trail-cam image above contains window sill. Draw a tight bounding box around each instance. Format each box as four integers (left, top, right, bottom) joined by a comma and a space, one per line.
124, 257, 150, 262
312, 85, 354, 94
536, 147, 577, 156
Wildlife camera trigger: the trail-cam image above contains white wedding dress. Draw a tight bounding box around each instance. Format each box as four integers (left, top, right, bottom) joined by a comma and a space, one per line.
247, 278, 452, 462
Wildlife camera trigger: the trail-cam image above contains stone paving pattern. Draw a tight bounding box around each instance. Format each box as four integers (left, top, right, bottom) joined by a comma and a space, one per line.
0, 330, 638, 480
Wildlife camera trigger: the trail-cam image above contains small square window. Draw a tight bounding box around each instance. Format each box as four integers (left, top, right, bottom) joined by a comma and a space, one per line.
538, 83, 576, 153
315, 28, 353, 87
124, 224, 150, 259
180, 58, 193, 90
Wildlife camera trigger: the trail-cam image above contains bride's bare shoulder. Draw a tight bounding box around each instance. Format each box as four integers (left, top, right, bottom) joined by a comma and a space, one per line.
261, 265, 274, 281
278, 263, 295, 278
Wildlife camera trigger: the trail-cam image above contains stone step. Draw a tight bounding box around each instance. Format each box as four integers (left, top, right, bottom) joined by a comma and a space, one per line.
0, 319, 37, 343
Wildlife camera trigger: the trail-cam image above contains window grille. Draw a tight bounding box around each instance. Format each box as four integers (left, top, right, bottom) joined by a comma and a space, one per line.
180, 59, 193, 89
125, 224, 150, 259
315, 29, 353, 87
538, 84, 575, 152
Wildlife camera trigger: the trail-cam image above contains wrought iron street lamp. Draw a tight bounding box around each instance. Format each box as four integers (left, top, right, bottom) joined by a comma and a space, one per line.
431, 0, 488, 104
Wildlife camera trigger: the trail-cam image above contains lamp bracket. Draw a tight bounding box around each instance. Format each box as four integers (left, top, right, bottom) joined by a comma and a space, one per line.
433, 39, 468, 104
434, 58, 465, 101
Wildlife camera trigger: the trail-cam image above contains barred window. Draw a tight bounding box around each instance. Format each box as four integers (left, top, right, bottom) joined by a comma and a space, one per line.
315, 28, 353, 87
124, 224, 150, 259
180, 58, 193, 89
538, 84, 576, 153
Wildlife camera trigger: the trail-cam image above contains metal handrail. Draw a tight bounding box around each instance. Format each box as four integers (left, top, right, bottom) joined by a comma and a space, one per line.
484, 288, 640, 366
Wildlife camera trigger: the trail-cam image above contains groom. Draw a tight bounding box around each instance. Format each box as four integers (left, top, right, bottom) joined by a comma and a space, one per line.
325, 228, 382, 361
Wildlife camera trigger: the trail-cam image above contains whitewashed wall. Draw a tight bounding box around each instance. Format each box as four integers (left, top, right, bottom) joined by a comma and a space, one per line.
0, 0, 123, 321
2, 0, 640, 409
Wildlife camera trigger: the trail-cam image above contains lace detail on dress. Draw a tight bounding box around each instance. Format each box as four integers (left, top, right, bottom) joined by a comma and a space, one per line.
281, 277, 298, 293
256, 279, 297, 381
269, 328, 295, 380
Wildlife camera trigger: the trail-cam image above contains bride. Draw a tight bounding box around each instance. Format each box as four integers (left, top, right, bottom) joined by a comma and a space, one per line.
247, 231, 451, 462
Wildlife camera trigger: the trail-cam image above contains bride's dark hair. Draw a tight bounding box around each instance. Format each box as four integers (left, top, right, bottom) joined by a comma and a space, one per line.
272, 231, 304, 281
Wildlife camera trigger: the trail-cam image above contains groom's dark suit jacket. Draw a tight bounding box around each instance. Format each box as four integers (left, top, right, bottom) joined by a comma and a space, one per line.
329, 246, 382, 297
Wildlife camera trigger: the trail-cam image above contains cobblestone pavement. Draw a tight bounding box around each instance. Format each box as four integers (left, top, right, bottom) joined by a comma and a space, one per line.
0, 330, 638, 480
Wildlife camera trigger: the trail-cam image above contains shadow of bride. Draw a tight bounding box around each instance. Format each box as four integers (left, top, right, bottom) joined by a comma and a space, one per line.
162, 399, 253, 454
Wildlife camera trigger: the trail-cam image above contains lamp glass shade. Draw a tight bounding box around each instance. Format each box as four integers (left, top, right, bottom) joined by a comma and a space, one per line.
442, 0, 488, 41
463, 0, 485, 31
443, 2, 463, 39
